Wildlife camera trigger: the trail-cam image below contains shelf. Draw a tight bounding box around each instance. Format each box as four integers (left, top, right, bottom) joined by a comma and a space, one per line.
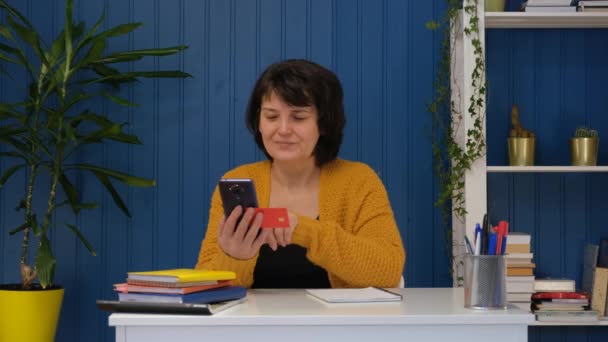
485, 12, 608, 29
487, 166, 608, 173
532, 320, 608, 326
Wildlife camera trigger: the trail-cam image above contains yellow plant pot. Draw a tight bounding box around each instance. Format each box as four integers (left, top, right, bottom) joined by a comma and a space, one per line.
571, 137, 599, 166
485, 0, 506, 12
0, 285, 64, 342
508, 137, 535, 166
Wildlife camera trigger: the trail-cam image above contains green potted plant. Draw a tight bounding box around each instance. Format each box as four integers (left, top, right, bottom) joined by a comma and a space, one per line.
0, 0, 190, 340
571, 126, 599, 166
508, 104, 535, 166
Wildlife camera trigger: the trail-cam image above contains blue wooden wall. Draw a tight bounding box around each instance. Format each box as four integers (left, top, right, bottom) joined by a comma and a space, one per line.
0, 0, 449, 341
486, 26, 608, 340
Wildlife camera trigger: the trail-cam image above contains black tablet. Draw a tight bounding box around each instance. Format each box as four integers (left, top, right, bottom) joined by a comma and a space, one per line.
96, 298, 245, 315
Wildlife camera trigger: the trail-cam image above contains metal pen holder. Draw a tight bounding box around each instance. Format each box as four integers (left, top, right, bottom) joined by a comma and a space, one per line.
464, 255, 507, 310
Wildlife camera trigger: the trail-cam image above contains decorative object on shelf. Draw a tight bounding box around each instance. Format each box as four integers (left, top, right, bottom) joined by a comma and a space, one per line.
508, 105, 535, 166
485, 0, 506, 12
426, 0, 487, 284
571, 126, 599, 166
0, 0, 190, 340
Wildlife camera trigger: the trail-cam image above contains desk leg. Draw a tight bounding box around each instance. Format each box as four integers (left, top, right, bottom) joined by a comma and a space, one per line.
115, 326, 126, 342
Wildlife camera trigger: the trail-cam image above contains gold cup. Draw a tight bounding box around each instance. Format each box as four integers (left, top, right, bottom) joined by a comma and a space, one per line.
570, 137, 598, 166
508, 137, 535, 166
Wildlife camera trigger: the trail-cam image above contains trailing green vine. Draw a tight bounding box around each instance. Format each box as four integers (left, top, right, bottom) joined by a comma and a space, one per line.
426, 0, 487, 281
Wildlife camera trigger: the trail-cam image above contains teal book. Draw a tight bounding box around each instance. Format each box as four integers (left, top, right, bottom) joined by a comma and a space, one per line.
118, 286, 246, 304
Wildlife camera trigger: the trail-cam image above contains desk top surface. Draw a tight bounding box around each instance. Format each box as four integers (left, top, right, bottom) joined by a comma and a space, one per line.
109, 288, 534, 326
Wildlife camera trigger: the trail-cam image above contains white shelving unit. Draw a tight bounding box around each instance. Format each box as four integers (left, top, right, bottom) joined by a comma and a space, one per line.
453, 2, 608, 325
487, 166, 608, 173
486, 12, 608, 29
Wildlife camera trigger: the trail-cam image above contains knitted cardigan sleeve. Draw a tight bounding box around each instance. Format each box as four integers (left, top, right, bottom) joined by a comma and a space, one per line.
291, 162, 405, 288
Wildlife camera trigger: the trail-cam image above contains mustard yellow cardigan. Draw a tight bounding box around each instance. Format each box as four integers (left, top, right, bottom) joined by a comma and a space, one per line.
196, 159, 405, 288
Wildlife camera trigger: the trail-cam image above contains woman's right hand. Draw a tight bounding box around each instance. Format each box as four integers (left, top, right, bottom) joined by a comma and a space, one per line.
217, 206, 269, 260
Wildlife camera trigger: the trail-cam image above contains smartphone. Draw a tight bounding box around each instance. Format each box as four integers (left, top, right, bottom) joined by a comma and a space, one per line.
218, 178, 259, 218
217, 178, 289, 228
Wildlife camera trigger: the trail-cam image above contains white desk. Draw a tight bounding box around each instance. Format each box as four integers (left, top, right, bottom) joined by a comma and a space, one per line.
109, 288, 534, 342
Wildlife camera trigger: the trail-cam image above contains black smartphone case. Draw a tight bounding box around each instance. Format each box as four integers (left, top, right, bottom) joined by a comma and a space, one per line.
218, 179, 259, 218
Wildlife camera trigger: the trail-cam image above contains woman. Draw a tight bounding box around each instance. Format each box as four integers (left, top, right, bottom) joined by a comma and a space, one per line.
196, 59, 404, 288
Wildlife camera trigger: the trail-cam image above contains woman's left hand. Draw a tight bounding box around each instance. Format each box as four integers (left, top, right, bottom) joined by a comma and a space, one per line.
266, 211, 298, 250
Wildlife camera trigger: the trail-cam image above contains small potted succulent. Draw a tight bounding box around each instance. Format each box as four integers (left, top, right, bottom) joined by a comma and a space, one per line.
508, 104, 535, 166
571, 126, 599, 166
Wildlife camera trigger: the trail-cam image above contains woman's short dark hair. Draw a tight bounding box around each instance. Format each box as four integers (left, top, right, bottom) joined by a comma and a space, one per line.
245, 59, 345, 166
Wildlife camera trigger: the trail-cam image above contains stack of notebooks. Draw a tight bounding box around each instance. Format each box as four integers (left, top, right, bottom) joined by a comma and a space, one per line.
505, 233, 535, 311
114, 268, 246, 304
532, 290, 597, 322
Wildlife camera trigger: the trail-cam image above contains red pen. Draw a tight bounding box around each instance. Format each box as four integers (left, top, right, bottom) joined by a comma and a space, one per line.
496, 221, 508, 255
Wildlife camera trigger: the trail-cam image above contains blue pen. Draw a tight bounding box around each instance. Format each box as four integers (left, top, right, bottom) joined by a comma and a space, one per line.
488, 233, 497, 255
474, 223, 482, 255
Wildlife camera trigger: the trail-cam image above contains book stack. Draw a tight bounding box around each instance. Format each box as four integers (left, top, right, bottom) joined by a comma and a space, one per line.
114, 268, 247, 304
532, 291, 598, 322
578, 1, 608, 11
505, 233, 535, 311
522, 0, 576, 12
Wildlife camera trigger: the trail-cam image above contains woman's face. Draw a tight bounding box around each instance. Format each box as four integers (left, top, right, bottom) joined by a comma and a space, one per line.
259, 91, 320, 164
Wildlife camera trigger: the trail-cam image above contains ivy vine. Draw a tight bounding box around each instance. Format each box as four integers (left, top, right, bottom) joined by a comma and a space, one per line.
426, 0, 487, 281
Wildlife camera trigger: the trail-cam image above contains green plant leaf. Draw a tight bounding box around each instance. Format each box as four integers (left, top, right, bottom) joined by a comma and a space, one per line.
89, 170, 131, 217
59, 174, 80, 215
36, 234, 56, 288
6, 15, 49, 67
66, 224, 97, 256
91, 54, 143, 65
64, 0, 74, 73
0, 51, 19, 64
8, 222, 27, 235
0, 23, 14, 40
101, 91, 139, 107
49, 29, 66, 65
0, 163, 25, 187
109, 45, 188, 57
74, 12, 105, 57
80, 123, 122, 143
128, 70, 192, 78
74, 38, 105, 69
71, 163, 155, 187
0, 1, 34, 29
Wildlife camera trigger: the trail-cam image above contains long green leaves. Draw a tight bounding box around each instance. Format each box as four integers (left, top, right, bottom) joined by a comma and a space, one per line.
0, 0, 189, 288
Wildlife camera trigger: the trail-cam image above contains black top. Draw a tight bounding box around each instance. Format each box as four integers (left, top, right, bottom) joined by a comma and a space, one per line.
252, 217, 330, 289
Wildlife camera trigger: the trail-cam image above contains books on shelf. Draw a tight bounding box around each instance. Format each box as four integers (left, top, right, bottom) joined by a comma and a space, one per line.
534, 278, 576, 292
506, 233, 531, 245
591, 267, 608, 316
127, 268, 236, 287
535, 310, 599, 322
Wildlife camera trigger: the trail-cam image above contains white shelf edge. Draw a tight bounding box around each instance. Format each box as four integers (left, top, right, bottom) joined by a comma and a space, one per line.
486, 12, 608, 29
532, 320, 608, 326
487, 166, 608, 173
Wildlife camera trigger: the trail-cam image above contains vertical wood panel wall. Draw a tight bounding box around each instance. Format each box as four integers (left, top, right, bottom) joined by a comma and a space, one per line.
0, 1, 447, 341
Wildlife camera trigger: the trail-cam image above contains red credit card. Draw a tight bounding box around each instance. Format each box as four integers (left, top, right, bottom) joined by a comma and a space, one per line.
254, 208, 290, 228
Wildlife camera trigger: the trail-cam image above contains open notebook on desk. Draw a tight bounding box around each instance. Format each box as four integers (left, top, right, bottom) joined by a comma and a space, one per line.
306, 287, 402, 303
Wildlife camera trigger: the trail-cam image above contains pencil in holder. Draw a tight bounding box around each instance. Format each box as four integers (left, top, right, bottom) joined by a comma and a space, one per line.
464, 255, 507, 310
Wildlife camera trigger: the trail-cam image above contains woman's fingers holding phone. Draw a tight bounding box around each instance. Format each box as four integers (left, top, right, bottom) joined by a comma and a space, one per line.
234, 207, 255, 240
223, 205, 243, 237
244, 212, 263, 245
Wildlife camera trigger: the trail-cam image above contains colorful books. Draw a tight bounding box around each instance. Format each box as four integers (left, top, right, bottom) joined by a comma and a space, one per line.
127, 268, 236, 287
114, 280, 233, 295
118, 285, 247, 304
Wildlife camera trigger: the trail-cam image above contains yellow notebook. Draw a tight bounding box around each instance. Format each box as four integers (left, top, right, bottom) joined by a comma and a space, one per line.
127, 269, 236, 284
